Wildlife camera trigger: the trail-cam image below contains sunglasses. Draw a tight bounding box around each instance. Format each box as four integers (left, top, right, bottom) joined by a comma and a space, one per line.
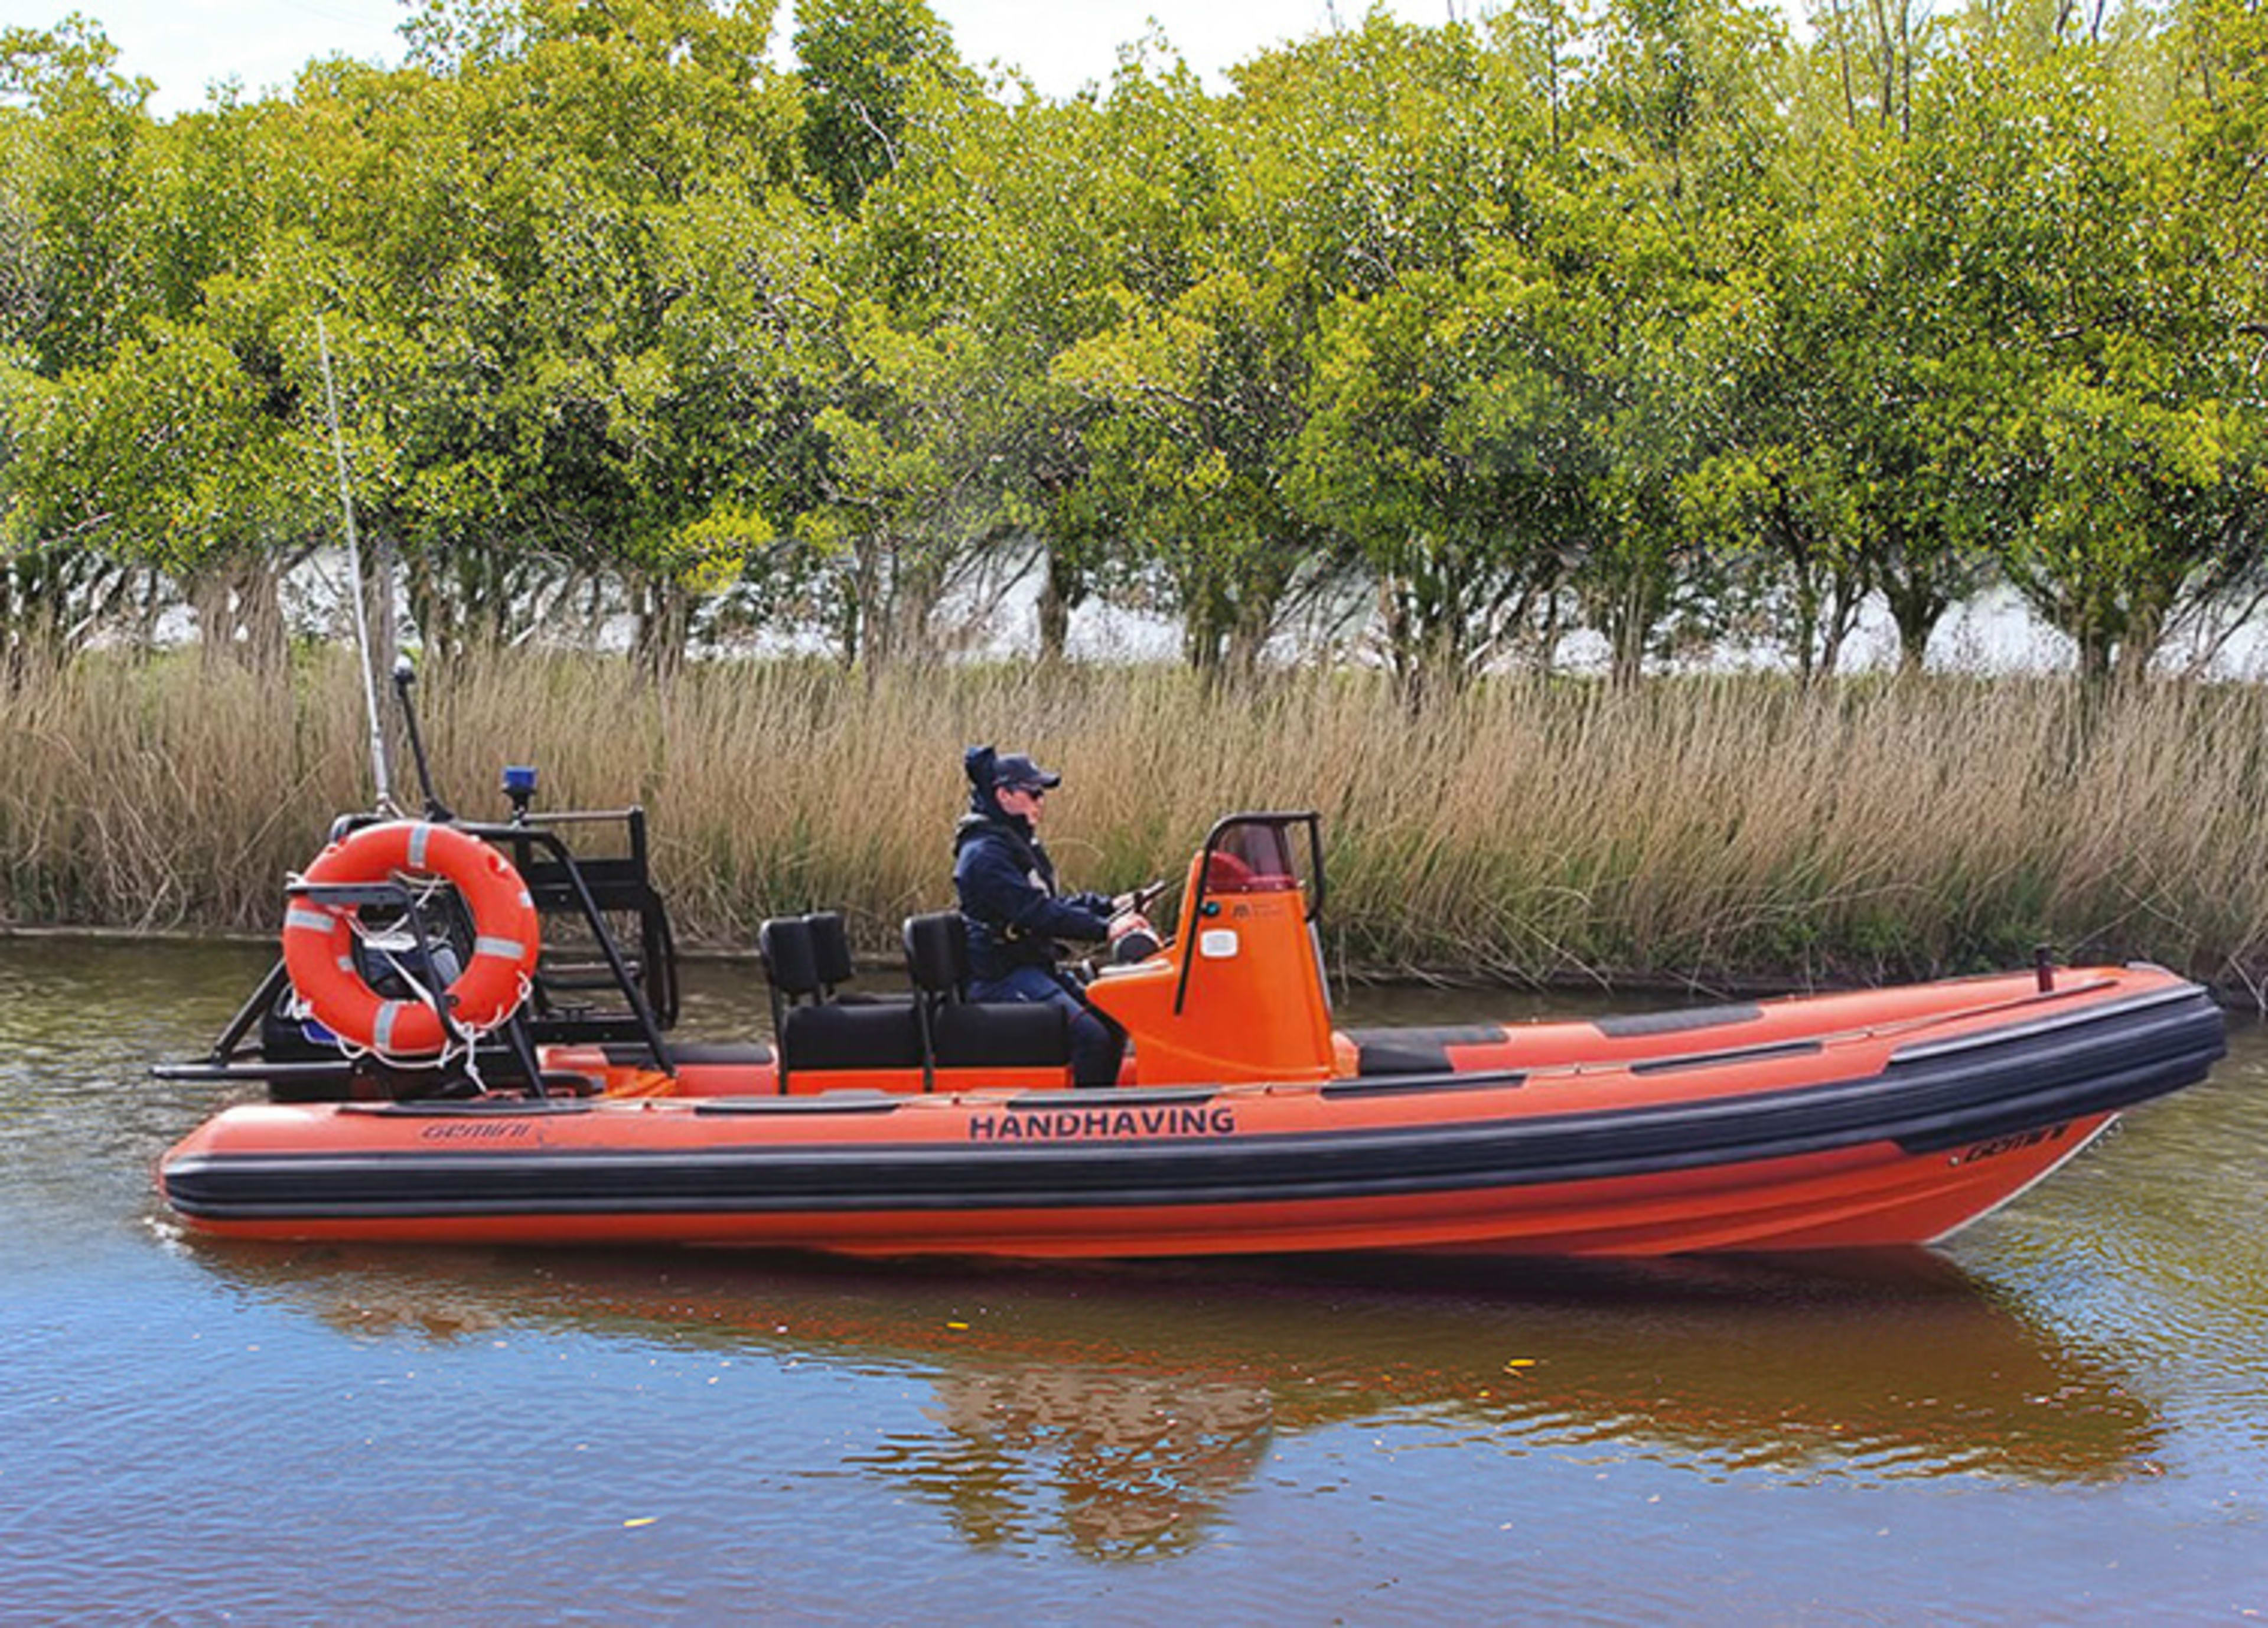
1005, 784, 1047, 800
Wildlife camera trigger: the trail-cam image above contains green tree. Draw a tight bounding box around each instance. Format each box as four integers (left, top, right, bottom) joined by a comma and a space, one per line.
1931, 35, 2254, 680
1270, 19, 1576, 699
1053, 54, 1346, 678
1554, 0, 1792, 683
1, 315, 296, 669
0, 19, 155, 374
333, 0, 807, 673
794, 0, 967, 214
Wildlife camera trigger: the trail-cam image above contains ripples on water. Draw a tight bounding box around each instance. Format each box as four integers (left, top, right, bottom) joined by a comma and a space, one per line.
4, 942, 2266, 1622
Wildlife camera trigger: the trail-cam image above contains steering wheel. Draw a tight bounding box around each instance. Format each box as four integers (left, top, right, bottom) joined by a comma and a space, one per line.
1100, 879, 1173, 966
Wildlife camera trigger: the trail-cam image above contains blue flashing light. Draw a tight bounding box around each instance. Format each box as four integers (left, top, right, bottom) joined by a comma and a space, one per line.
503, 765, 539, 795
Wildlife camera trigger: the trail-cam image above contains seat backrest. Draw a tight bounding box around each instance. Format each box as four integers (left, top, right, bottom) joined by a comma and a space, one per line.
758, 915, 822, 1001
902, 911, 969, 1001
804, 911, 856, 993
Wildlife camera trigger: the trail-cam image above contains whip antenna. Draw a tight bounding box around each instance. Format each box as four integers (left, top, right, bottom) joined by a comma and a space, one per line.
315, 313, 396, 814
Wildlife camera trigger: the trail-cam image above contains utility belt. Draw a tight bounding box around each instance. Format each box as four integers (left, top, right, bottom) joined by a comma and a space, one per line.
965, 913, 1062, 975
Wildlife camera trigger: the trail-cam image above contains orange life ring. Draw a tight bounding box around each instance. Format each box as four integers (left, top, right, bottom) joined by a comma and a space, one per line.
282, 821, 540, 1057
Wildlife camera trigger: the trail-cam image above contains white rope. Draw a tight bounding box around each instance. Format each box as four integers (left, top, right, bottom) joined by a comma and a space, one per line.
286, 836, 546, 1089
299, 879, 533, 1076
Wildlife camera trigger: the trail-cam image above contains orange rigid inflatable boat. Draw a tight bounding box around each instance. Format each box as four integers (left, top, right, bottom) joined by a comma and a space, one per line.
157, 783, 2227, 1258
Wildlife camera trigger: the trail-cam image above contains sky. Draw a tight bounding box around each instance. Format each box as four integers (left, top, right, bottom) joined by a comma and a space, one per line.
8, 0, 1456, 116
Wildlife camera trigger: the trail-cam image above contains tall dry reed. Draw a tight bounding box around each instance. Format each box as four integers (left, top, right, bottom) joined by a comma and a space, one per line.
8, 650, 2268, 997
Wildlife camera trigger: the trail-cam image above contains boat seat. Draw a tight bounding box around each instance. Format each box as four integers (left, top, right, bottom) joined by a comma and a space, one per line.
778, 1002, 923, 1073
760, 913, 921, 1081
763, 912, 895, 1004
807, 911, 855, 991
807, 911, 895, 1003
758, 915, 822, 1010
902, 911, 1070, 1071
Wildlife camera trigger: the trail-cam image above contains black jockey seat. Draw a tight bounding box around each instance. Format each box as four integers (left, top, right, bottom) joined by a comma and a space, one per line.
758, 914, 920, 1087
901, 911, 1071, 1080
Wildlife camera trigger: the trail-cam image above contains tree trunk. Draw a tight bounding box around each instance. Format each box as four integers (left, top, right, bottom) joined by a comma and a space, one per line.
1878, 552, 1944, 678
359, 533, 400, 687
632, 570, 692, 686
403, 543, 461, 670
1036, 543, 1080, 663
190, 555, 288, 676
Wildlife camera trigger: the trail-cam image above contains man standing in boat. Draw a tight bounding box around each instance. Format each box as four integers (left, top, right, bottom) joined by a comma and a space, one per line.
954, 745, 1136, 1088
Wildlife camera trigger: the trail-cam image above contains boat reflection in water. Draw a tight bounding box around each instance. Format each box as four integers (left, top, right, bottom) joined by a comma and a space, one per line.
181, 1241, 2158, 1560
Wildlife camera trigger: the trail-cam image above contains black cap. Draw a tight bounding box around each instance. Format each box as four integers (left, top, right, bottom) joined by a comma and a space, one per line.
990, 752, 1061, 792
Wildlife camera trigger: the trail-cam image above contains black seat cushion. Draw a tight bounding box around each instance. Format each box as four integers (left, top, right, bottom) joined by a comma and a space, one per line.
933, 1001, 1071, 1069
781, 1002, 923, 1071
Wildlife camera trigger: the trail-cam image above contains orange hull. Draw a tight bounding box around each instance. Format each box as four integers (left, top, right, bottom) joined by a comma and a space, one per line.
158, 964, 2223, 1258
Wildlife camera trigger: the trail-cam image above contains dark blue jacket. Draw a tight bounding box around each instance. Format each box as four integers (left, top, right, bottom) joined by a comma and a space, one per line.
953, 810, 1112, 981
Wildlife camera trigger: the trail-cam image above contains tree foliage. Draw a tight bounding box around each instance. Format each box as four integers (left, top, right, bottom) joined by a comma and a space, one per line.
0, 0, 2258, 686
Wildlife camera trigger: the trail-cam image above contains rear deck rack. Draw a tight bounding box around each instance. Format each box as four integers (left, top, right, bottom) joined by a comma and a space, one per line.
155, 803, 682, 1100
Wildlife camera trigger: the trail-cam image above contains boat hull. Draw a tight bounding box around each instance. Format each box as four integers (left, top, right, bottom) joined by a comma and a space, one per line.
161, 1117, 2117, 1256
156, 965, 2227, 1258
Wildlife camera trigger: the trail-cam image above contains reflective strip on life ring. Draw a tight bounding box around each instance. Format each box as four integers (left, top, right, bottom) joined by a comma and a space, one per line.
281, 821, 540, 1058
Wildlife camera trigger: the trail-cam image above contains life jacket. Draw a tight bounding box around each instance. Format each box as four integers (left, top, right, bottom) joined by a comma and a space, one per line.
953, 812, 1068, 977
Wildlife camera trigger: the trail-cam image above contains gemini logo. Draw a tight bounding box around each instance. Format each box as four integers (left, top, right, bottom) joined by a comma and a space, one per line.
1950, 1123, 2067, 1166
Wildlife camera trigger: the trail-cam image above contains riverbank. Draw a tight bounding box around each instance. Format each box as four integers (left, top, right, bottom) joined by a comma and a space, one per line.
7, 651, 2266, 1000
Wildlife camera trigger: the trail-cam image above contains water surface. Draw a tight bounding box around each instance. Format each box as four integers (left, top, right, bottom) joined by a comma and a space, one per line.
4, 941, 2264, 1623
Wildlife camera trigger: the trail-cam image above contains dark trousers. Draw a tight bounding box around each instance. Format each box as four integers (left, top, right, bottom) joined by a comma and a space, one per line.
969, 964, 1126, 1088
